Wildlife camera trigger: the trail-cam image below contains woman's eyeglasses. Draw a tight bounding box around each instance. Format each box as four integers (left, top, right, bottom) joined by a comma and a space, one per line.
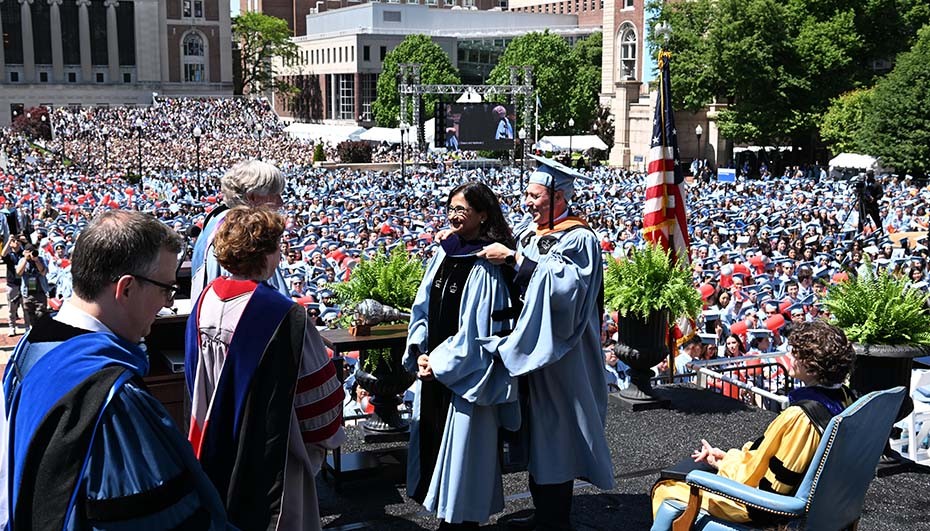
446, 205, 472, 216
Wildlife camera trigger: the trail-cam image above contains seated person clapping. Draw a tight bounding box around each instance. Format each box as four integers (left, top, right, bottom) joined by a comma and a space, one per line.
651, 320, 856, 524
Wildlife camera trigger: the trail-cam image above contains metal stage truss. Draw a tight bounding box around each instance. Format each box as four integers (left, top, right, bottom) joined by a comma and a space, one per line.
398, 63, 534, 162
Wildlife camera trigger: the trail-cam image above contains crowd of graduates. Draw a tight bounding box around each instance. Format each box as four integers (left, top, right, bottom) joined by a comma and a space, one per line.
3, 98, 930, 374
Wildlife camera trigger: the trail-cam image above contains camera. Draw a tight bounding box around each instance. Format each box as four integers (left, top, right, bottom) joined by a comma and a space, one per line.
849, 174, 865, 193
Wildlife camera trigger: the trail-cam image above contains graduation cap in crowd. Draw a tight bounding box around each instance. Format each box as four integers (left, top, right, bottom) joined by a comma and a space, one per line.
786, 303, 806, 318
747, 328, 773, 344
737, 305, 759, 321
698, 333, 717, 345
702, 308, 722, 323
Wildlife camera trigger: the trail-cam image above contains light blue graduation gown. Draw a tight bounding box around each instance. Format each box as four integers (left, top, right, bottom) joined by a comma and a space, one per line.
404, 246, 519, 524
480, 222, 615, 489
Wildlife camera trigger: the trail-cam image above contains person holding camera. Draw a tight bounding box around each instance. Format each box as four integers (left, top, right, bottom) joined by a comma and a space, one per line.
858, 171, 883, 234
1, 234, 27, 336
15, 242, 49, 333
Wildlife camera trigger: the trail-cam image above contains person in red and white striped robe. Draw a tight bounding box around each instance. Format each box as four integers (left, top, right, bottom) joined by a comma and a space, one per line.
185, 206, 345, 531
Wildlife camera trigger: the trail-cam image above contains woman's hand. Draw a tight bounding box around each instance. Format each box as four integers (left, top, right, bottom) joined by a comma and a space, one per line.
691, 439, 726, 469
417, 354, 434, 381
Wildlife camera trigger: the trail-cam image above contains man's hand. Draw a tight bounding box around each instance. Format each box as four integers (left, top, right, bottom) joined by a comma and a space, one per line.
477, 243, 515, 266
417, 354, 434, 381
692, 439, 726, 469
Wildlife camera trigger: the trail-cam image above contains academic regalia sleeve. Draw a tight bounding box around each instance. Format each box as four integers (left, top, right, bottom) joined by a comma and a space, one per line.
404, 249, 444, 374
427, 262, 516, 407
481, 230, 601, 376
83, 383, 228, 530
716, 406, 822, 495
295, 312, 347, 471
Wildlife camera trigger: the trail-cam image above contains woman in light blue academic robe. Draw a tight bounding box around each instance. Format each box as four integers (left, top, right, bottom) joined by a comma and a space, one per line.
403, 181, 519, 527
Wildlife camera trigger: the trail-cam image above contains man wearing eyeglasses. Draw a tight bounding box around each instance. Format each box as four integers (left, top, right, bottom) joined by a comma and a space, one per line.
1, 210, 227, 530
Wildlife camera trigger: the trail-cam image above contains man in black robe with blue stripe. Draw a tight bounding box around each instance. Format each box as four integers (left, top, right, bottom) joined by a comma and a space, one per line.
2, 210, 228, 530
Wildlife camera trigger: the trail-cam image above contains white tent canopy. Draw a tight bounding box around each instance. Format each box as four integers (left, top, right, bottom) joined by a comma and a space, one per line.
359, 127, 403, 144
358, 119, 436, 145
534, 135, 608, 152
283, 122, 366, 143
828, 152, 881, 170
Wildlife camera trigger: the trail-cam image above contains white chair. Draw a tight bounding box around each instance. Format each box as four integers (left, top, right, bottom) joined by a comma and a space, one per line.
902, 370, 930, 463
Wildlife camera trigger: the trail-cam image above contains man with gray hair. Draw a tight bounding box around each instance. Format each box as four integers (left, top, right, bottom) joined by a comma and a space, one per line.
2, 210, 228, 529
493, 105, 514, 140
191, 159, 287, 301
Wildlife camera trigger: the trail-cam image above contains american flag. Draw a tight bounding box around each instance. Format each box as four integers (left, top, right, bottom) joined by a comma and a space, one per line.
643, 51, 690, 263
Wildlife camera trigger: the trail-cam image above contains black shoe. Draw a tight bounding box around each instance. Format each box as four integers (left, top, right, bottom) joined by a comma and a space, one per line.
505, 513, 535, 530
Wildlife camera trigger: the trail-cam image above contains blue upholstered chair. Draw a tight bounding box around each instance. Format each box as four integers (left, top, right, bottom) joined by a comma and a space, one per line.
652, 386, 905, 531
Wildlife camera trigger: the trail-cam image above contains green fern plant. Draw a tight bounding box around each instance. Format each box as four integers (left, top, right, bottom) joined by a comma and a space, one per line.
334, 244, 423, 311
822, 265, 930, 346
334, 245, 424, 372
604, 243, 702, 322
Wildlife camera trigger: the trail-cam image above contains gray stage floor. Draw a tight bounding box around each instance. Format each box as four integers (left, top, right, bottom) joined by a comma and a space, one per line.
318, 385, 930, 530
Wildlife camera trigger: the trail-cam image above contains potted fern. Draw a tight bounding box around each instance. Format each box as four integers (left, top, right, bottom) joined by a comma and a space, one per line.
334, 245, 423, 434
604, 243, 702, 405
822, 266, 930, 421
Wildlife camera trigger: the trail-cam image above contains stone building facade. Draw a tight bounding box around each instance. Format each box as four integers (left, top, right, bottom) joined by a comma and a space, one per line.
0, 0, 233, 124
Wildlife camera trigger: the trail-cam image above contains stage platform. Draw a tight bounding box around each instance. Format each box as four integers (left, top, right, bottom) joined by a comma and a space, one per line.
318, 385, 930, 530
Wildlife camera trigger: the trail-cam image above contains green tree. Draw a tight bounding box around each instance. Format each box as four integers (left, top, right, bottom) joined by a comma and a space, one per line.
572, 31, 602, 69
233, 12, 298, 95
647, 0, 719, 112
568, 32, 603, 133
11, 106, 52, 141
313, 142, 326, 163
861, 25, 930, 177
820, 88, 873, 154
372, 35, 461, 128
651, 0, 930, 147
488, 31, 593, 135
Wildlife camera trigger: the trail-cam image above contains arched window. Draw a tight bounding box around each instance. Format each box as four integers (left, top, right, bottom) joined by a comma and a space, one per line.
618, 23, 637, 80
182, 32, 206, 82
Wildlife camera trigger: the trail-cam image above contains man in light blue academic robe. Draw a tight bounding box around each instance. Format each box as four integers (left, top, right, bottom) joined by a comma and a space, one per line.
478, 156, 615, 530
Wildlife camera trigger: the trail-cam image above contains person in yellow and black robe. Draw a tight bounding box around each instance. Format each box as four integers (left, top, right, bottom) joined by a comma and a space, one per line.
651, 320, 856, 525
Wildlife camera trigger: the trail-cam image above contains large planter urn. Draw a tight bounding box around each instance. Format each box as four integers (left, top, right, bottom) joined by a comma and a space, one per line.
851, 343, 928, 467
613, 310, 671, 410
851, 343, 928, 423
355, 365, 416, 438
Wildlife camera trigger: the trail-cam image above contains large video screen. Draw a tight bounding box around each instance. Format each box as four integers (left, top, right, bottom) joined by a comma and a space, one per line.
439, 102, 516, 151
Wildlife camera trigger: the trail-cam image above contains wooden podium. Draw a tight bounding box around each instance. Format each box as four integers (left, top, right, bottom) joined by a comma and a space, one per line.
144, 311, 190, 431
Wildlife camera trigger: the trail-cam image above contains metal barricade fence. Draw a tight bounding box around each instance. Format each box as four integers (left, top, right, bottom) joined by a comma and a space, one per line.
652, 354, 799, 411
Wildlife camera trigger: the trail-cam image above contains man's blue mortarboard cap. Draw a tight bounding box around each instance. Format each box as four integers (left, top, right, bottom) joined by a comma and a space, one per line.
526, 155, 592, 201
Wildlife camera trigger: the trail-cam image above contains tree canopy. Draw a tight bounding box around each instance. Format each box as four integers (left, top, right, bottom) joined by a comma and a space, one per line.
11, 107, 52, 141
650, 0, 930, 147
488, 31, 601, 136
820, 89, 873, 154
233, 12, 298, 95
861, 25, 930, 177
371, 35, 461, 128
